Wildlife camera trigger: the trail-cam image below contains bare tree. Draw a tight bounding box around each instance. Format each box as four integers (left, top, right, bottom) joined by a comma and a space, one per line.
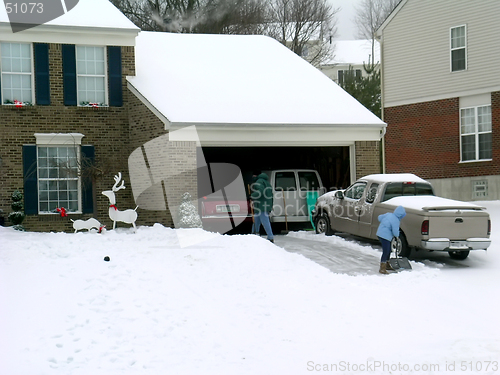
111, 0, 267, 33
354, 0, 399, 65
196, 0, 268, 34
265, 0, 339, 66
110, 0, 202, 32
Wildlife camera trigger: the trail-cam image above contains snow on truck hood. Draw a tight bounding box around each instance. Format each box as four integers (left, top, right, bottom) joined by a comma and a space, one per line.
384, 196, 487, 211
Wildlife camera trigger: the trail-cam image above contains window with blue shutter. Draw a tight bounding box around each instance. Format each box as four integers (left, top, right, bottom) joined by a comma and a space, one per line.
34, 43, 50, 105
62, 44, 77, 106
62, 44, 122, 107
23, 145, 38, 215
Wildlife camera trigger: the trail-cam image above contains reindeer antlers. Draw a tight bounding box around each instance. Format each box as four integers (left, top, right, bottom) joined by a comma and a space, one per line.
112, 172, 126, 192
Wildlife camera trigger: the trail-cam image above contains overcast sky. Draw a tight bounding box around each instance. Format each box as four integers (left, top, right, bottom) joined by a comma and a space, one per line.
329, 0, 363, 40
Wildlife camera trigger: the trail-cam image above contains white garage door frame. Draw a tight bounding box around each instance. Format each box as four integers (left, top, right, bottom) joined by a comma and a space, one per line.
168, 124, 384, 186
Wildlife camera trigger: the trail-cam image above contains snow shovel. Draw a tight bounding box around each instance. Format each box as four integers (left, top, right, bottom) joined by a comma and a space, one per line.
247, 184, 256, 234
282, 191, 289, 234
388, 237, 412, 270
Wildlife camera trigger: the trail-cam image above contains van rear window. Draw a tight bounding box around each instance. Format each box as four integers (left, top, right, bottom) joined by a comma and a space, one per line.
298, 172, 320, 190
382, 182, 434, 202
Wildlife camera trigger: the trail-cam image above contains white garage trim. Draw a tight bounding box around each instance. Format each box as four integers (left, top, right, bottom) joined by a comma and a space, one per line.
168, 125, 383, 147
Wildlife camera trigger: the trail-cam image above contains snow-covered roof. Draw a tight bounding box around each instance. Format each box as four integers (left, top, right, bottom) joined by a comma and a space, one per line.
0, 0, 139, 31
127, 31, 385, 127
324, 39, 380, 66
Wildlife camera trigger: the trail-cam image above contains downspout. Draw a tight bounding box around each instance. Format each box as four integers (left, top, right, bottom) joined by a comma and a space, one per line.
376, 32, 386, 174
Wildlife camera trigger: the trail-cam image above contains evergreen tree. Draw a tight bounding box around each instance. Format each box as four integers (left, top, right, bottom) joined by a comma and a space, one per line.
8, 190, 26, 231
339, 63, 381, 119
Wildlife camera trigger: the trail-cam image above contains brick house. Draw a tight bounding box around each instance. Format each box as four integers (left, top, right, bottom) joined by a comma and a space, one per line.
377, 0, 500, 201
0, 0, 386, 232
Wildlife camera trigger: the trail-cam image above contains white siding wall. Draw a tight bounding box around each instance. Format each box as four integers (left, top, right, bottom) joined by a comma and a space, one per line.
319, 63, 376, 84
382, 0, 500, 107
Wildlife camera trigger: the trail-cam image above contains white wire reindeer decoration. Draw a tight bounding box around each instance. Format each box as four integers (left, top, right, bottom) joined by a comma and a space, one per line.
102, 172, 138, 231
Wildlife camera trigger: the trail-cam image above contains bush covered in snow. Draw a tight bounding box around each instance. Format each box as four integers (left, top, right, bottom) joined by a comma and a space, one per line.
8, 190, 25, 231
177, 192, 203, 228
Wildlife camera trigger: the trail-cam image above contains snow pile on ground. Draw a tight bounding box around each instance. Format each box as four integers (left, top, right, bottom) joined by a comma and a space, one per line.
1, 203, 500, 375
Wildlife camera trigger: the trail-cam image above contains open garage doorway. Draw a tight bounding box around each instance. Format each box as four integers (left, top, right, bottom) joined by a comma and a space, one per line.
200, 146, 351, 192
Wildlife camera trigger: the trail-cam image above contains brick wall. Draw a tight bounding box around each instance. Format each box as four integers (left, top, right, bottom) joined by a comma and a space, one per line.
127, 93, 198, 228
0, 44, 135, 232
384, 93, 500, 180
355, 141, 381, 179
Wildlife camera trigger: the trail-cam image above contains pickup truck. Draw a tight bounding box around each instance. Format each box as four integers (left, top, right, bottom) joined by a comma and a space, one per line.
202, 169, 325, 230
312, 173, 491, 260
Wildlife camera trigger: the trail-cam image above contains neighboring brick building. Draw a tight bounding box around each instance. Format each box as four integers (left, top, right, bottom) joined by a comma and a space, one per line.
0, 0, 386, 232
377, 0, 500, 201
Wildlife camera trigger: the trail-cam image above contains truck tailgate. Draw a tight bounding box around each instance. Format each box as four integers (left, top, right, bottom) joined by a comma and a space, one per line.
428, 211, 489, 240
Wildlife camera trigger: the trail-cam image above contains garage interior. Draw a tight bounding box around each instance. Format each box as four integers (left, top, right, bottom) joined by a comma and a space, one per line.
200, 146, 351, 192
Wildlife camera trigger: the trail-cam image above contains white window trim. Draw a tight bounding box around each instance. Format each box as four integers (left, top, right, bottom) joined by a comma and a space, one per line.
34, 133, 85, 214
0, 42, 35, 106
35, 133, 85, 145
450, 24, 467, 73
459, 105, 491, 162
75, 45, 108, 107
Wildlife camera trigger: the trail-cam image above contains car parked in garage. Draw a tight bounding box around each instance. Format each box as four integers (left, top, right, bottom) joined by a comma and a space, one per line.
201, 169, 325, 230
312, 173, 491, 259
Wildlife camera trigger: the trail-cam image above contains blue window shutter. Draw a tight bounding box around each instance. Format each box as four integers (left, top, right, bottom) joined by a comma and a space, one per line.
23, 145, 38, 215
107, 46, 122, 107
81, 145, 95, 214
34, 43, 50, 105
62, 44, 77, 106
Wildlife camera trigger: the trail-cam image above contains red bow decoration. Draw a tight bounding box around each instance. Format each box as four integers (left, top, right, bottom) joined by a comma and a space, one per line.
56, 207, 67, 217
14, 100, 23, 108
109, 204, 118, 210
90, 102, 98, 108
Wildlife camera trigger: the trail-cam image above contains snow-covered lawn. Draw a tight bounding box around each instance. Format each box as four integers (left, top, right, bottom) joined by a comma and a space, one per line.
1, 202, 499, 375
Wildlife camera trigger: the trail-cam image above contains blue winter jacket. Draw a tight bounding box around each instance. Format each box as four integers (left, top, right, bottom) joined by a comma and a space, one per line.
376, 206, 406, 241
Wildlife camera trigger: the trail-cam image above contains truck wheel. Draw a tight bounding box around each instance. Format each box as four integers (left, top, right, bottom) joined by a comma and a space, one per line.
448, 250, 470, 260
398, 232, 411, 258
315, 214, 335, 236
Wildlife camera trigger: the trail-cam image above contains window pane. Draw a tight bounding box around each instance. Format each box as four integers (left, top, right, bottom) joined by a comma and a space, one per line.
275, 172, 296, 191
479, 133, 492, 159
37, 146, 80, 213
298, 172, 320, 190
76, 45, 106, 105
452, 49, 466, 71
478, 106, 492, 132
461, 135, 475, 161
451, 26, 465, 48
345, 182, 366, 199
461, 108, 475, 134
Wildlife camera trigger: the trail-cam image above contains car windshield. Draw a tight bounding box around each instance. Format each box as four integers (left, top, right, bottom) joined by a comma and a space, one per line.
381, 182, 435, 202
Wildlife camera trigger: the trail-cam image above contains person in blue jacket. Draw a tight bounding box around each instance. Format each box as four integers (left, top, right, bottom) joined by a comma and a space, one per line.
376, 205, 406, 274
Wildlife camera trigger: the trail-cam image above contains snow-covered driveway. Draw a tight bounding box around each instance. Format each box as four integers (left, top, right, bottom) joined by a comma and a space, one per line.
276, 231, 491, 275
275, 232, 382, 275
